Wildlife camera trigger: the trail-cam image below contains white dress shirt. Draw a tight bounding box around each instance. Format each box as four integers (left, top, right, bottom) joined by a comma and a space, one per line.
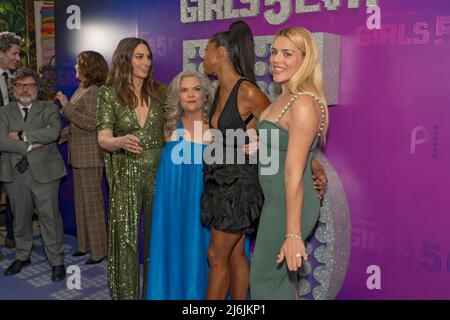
0, 67, 11, 106
17, 102, 33, 152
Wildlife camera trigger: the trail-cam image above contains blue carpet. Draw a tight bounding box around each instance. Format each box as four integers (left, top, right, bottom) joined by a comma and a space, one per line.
0, 234, 111, 300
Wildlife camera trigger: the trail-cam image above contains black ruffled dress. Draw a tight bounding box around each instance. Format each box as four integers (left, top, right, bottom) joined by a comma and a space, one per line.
201, 78, 264, 234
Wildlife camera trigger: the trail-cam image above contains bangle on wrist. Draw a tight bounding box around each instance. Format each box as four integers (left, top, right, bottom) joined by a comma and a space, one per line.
285, 233, 301, 240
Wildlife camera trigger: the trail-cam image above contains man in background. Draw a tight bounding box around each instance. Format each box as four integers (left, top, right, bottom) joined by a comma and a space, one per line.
0, 31, 22, 254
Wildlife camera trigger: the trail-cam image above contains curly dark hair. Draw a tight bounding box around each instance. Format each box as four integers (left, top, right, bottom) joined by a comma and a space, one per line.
0, 31, 22, 53
9, 67, 40, 91
77, 51, 109, 88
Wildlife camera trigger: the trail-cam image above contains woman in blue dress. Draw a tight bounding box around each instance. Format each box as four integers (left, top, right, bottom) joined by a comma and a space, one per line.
145, 71, 214, 299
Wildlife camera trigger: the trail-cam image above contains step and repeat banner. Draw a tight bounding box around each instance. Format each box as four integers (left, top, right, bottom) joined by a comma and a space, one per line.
55, 0, 450, 299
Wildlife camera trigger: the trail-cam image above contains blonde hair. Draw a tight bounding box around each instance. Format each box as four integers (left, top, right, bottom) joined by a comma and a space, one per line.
275, 27, 329, 146
164, 71, 214, 140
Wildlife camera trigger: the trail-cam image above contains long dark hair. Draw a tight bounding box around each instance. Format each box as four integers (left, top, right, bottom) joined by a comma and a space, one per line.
106, 37, 161, 109
77, 51, 108, 88
210, 20, 256, 83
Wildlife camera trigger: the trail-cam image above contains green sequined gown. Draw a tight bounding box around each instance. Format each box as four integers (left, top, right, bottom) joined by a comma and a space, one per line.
250, 116, 321, 300
97, 85, 166, 300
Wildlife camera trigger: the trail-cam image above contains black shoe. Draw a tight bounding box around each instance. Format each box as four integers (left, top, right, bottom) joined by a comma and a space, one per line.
72, 251, 88, 257
51, 265, 66, 282
4, 259, 31, 276
85, 256, 106, 265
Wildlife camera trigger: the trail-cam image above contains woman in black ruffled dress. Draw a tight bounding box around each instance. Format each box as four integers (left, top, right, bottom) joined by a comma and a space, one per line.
200, 21, 271, 300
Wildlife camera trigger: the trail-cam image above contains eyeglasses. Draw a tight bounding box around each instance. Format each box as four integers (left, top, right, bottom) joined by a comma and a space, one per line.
14, 83, 37, 90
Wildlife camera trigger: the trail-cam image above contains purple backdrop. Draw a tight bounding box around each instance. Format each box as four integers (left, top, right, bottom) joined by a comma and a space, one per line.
56, 0, 450, 299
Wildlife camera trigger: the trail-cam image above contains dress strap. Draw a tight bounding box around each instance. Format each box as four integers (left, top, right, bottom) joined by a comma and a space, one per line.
275, 92, 326, 137
244, 113, 254, 124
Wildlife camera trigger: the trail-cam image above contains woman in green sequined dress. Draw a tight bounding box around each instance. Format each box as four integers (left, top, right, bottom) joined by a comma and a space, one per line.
97, 38, 166, 300
250, 27, 329, 300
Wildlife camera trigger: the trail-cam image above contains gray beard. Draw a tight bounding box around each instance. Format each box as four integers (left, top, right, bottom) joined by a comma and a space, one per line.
15, 94, 34, 106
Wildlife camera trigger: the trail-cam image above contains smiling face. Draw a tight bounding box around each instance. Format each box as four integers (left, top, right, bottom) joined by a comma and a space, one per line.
179, 76, 204, 114
131, 43, 152, 80
0, 44, 21, 70
270, 36, 304, 84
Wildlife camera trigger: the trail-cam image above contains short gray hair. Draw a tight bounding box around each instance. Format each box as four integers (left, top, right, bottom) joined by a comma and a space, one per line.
164, 71, 214, 140
9, 67, 40, 92
0, 32, 22, 53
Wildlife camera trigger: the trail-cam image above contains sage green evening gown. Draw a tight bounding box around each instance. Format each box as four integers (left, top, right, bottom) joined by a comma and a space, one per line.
250, 92, 323, 300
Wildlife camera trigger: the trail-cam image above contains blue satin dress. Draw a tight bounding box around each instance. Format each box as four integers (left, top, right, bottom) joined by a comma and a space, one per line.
145, 122, 210, 300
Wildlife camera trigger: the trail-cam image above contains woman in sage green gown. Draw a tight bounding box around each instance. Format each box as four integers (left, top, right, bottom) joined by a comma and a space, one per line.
250, 27, 329, 300
97, 38, 166, 300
